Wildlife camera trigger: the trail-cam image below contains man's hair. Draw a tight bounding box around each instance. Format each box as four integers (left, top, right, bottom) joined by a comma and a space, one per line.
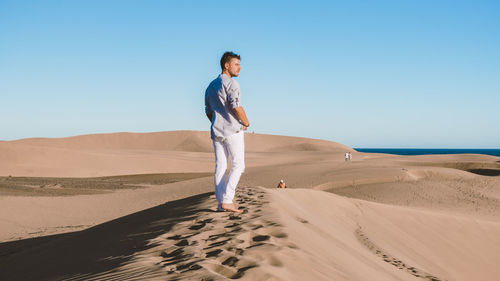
220, 51, 240, 70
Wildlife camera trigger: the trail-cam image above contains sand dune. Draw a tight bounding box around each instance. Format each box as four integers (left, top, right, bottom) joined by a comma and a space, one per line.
271, 189, 500, 281
10, 131, 214, 152
1, 131, 499, 280
7, 130, 351, 153
2, 186, 499, 281
0, 131, 351, 177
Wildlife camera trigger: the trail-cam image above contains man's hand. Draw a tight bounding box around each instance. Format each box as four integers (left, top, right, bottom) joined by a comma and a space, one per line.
233, 107, 249, 128
241, 125, 248, 131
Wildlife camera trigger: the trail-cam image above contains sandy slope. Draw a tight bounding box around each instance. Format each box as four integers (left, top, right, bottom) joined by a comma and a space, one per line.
0, 131, 351, 177
270, 189, 500, 281
0, 176, 213, 242
1, 131, 500, 280
2, 187, 499, 281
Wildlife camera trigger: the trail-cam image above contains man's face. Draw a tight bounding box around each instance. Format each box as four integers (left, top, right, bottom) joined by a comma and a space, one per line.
225, 58, 241, 77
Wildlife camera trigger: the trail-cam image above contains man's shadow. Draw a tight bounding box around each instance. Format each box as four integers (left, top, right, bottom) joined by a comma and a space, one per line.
0, 192, 215, 281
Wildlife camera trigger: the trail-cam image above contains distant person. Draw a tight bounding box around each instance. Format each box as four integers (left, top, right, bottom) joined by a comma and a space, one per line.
345, 152, 349, 162
205, 51, 250, 213
277, 179, 287, 189
348, 152, 353, 161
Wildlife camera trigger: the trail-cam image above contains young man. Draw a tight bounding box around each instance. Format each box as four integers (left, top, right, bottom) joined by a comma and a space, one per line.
205, 51, 250, 213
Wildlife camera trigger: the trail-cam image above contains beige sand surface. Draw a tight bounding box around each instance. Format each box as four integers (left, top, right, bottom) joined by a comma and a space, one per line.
0, 131, 351, 177
1, 131, 499, 280
270, 188, 500, 281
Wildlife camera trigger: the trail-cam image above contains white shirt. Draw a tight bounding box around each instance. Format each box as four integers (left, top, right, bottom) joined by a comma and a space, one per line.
205, 74, 243, 140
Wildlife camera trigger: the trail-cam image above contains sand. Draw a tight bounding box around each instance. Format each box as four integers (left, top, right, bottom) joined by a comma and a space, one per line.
0, 130, 499, 280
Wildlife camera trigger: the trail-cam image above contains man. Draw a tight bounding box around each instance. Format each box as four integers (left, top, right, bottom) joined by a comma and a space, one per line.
205, 51, 250, 213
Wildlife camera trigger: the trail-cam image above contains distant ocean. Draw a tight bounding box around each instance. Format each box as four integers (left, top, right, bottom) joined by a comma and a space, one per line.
354, 148, 500, 157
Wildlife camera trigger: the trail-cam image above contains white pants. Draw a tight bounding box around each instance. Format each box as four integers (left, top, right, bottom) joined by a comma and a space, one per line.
213, 131, 245, 204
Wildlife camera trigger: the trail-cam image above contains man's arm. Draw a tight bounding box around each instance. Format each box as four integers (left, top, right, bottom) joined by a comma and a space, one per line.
233, 106, 249, 130
205, 90, 213, 123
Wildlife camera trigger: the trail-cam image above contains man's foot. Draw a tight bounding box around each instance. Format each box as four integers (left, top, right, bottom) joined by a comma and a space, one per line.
221, 203, 243, 213
217, 203, 224, 212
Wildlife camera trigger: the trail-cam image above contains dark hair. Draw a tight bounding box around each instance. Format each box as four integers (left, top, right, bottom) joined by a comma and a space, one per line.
220, 51, 240, 70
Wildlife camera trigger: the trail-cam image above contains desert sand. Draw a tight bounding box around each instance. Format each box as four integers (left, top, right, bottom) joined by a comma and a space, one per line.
1, 130, 499, 280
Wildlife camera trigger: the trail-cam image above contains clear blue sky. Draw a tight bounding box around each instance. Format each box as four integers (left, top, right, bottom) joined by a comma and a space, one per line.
1, 0, 499, 148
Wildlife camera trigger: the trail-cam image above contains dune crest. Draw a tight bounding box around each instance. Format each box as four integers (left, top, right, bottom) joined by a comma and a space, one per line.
0, 131, 351, 177
8, 130, 350, 153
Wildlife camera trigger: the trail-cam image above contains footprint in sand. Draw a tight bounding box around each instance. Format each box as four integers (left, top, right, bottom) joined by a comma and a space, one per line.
93, 186, 291, 280
205, 249, 222, 258
296, 217, 309, 224
252, 235, 270, 242
355, 227, 443, 281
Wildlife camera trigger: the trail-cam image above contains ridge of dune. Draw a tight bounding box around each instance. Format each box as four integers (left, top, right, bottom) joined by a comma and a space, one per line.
0, 131, 352, 177
9, 131, 214, 152
7, 130, 351, 153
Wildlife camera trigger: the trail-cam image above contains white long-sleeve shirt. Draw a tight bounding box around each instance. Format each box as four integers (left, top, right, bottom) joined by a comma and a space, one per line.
205, 74, 244, 140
